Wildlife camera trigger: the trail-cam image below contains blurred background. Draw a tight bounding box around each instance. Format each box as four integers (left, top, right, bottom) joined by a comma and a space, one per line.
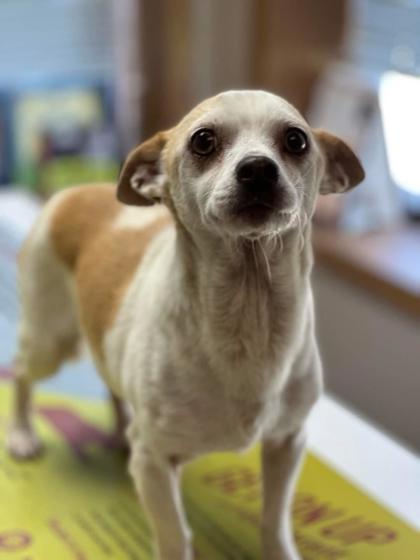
0, 0, 419, 451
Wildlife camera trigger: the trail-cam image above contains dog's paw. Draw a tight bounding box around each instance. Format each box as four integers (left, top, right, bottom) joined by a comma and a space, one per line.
6, 426, 43, 460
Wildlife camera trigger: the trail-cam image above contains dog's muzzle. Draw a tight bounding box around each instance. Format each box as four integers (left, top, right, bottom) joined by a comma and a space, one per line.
234, 156, 282, 221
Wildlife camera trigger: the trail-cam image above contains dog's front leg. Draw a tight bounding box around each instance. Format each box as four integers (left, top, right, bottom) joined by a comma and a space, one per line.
261, 430, 305, 560
129, 441, 192, 560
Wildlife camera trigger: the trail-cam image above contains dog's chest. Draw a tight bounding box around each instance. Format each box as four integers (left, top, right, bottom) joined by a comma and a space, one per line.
138, 361, 283, 455
105, 241, 308, 455
131, 314, 293, 453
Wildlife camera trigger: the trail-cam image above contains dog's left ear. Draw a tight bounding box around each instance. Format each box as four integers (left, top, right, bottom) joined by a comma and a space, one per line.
314, 129, 365, 195
117, 130, 170, 206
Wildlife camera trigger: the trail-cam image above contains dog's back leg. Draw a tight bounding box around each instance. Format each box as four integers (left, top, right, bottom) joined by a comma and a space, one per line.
7, 204, 80, 459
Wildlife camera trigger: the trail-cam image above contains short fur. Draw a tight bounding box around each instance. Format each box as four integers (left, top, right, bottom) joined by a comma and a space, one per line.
7, 91, 364, 560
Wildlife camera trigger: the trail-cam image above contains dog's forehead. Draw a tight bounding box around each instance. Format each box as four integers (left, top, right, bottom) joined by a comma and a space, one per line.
177, 90, 305, 136
209, 90, 302, 124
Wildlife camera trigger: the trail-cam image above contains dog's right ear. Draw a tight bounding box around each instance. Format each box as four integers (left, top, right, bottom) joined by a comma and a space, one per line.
117, 131, 170, 206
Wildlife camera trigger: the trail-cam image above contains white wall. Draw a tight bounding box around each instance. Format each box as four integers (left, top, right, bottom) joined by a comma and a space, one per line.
313, 265, 420, 451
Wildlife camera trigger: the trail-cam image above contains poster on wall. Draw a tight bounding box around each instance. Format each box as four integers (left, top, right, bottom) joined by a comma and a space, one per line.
12, 83, 119, 195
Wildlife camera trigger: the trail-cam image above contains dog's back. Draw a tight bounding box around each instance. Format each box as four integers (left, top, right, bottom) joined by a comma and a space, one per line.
17, 183, 171, 383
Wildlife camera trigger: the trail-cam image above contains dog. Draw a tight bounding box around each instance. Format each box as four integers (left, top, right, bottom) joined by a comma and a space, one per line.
6, 90, 364, 560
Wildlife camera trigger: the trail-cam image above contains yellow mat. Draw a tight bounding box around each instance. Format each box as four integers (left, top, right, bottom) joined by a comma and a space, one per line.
0, 385, 417, 559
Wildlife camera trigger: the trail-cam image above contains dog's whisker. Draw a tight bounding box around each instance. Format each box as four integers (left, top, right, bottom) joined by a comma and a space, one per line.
257, 238, 272, 284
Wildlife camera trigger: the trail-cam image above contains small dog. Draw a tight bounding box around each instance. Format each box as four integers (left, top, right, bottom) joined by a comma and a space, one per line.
7, 91, 364, 560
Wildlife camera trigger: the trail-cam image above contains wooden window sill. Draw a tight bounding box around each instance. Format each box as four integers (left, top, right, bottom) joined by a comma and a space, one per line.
313, 222, 420, 318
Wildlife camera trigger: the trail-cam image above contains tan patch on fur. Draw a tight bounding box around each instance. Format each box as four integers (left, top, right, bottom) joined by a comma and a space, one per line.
50, 184, 119, 269
50, 184, 172, 356
117, 131, 171, 206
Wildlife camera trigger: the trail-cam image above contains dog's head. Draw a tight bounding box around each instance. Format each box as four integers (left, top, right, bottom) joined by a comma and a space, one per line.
117, 90, 364, 239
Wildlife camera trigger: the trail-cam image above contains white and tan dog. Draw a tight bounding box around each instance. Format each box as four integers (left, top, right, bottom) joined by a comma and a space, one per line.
6, 90, 364, 560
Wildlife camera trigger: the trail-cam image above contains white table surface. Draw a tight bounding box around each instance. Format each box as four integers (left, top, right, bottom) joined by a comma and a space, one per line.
308, 395, 420, 531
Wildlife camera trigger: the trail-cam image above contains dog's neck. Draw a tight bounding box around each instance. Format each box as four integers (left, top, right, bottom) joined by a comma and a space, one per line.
173, 220, 313, 395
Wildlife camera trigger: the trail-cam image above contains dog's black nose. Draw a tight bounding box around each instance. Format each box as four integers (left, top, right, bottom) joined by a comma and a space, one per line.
236, 156, 279, 187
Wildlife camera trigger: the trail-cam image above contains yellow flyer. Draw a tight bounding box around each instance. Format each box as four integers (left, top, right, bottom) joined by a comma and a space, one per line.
0, 382, 418, 559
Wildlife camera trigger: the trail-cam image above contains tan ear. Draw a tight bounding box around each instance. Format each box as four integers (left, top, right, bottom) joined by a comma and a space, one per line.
314, 129, 365, 195
117, 131, 170, 206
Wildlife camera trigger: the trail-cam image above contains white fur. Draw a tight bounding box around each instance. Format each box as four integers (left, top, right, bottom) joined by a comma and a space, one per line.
106, 91, 324, 560
6, 91, 364, 560
113, 204, 169, 231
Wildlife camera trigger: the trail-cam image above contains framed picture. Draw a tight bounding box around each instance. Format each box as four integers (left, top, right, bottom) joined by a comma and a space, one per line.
11, 80, 119, 195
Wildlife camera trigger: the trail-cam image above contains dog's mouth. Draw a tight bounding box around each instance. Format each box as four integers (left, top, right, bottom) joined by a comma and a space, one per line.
234, 196, 279, 223
238, 201, 275, 220
228, 201, 299, 237
208, 191, 297, 237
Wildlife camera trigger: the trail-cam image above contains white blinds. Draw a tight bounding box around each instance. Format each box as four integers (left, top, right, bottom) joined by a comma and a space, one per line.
0, 0, 114, 87
348, 0, 420, 73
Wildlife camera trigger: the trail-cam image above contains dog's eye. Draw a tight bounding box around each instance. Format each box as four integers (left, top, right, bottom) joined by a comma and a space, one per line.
284, 128, 308, 155
190, 128, 217, 156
